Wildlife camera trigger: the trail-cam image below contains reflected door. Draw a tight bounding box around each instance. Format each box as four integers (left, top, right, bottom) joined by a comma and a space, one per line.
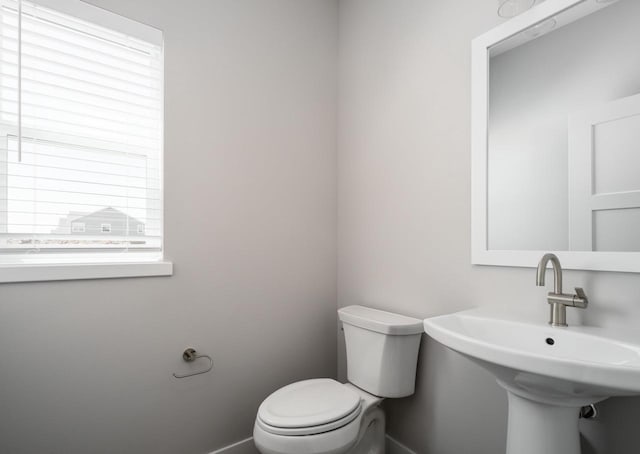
569, 93, 640, 251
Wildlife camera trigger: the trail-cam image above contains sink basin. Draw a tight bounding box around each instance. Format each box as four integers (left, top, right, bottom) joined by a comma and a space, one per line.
424, 310, 640, 454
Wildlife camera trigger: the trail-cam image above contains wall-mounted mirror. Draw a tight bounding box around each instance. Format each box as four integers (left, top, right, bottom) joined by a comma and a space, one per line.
472, 0, 640, 272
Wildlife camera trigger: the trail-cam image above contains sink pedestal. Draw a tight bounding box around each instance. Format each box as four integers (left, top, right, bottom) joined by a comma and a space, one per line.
496, 379, 605, 454
505, 390, 580, 454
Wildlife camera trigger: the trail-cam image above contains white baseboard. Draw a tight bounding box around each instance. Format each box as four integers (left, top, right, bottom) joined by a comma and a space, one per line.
209, 436, 258, 454
211, 434, 413, 454
386, 434, 417, 454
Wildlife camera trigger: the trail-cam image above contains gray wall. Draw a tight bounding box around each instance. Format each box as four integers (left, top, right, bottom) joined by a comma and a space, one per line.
0, 1, 338, 453
337, 0, 640, 453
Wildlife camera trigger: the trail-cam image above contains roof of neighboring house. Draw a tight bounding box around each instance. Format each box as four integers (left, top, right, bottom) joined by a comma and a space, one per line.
72, 207, 143, 225
51, 207, 144, 234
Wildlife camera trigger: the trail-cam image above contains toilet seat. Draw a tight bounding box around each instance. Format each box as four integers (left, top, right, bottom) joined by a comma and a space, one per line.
257, 404, 362, 436
256, 379, 362, 435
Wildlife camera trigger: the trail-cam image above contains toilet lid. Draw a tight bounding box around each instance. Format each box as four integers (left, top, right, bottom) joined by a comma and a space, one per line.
257, 379, 361, 430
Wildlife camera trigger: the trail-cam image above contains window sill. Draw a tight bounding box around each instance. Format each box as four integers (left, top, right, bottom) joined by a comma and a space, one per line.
0, 261, 173, 283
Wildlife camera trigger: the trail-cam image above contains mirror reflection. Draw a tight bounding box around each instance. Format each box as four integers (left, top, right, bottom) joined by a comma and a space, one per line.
487, 0, 640, 252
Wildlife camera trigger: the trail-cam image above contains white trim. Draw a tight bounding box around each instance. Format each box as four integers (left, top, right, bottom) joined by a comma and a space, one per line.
471, 0, 640, 273
33, 0, 163, 45
209, 436, 257, 454
0, 260, 172, 282
206, 434, 414, 454
386, 434, 417, 454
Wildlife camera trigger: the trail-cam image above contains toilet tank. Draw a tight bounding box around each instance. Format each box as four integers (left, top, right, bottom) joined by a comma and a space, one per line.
338, 305, 423, 398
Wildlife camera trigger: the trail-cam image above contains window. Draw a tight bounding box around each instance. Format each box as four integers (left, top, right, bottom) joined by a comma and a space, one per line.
0, 0, 168, 277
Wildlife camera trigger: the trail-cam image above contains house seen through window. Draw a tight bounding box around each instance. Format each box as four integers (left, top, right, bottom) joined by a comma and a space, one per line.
0, 0, 163, 265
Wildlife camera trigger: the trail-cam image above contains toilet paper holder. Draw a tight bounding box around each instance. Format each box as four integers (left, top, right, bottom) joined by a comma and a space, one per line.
173, 348, 213, 379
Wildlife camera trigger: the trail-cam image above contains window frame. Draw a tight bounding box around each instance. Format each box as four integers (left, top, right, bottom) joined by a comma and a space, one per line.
0, 0, 171, 283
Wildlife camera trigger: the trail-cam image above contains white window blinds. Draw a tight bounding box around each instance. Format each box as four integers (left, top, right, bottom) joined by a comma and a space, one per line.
0, 0, 163, 264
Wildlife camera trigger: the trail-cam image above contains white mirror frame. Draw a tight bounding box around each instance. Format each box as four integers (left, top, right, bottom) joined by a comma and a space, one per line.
471, 0, 640, 273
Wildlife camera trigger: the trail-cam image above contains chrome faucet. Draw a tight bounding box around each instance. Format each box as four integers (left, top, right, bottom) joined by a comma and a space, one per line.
536, 253, 588, 327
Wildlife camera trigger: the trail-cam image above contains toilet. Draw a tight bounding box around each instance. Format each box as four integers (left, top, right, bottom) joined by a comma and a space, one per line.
254, 305, 423, 454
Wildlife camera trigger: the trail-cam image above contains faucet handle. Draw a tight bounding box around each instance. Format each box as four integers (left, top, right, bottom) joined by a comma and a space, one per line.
574, 287, 588, 308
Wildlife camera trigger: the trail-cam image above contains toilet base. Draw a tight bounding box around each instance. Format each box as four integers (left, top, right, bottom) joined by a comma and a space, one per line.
350, 406, 385, 454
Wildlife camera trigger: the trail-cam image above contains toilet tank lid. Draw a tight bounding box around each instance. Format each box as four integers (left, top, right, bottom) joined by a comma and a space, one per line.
338, 305, 423, 335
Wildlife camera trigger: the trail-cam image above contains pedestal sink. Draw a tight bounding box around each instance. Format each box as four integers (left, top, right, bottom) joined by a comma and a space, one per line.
423, 310, 640, 454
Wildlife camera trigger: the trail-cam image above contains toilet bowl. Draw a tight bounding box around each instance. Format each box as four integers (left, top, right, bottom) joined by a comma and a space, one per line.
254, 305, 423, 454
